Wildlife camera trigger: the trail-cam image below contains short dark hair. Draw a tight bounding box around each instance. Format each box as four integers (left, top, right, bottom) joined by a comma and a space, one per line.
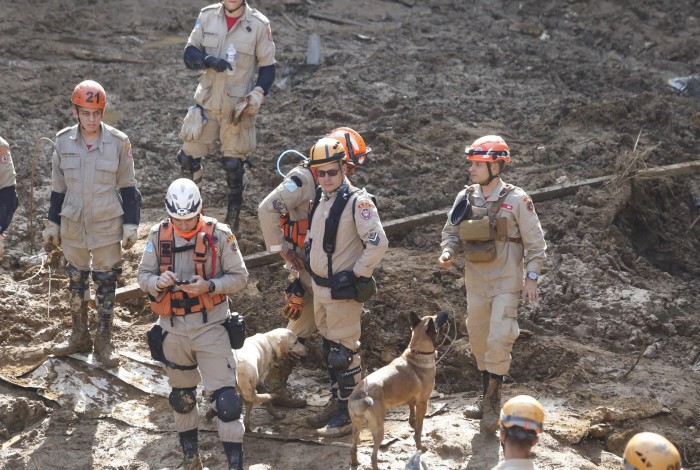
504, 426, 538, 447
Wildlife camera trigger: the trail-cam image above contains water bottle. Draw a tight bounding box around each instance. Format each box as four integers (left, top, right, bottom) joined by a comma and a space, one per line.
226, 43, 237, 75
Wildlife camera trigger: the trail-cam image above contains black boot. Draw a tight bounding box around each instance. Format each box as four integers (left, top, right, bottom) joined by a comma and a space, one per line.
92, 270, 119, 368
177, 149, 203, 188
463, 370, 490, 419
177, 429, 202, 470
223, 442, 243, 470
223, 157, 251, 233
317, 398, 352, 437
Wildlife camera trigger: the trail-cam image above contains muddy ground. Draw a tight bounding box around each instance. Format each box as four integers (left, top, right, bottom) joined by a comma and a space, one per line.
1, 0, 699, 468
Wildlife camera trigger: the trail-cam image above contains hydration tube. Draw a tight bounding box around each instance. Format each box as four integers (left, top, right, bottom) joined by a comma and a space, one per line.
276, 149, 308, 177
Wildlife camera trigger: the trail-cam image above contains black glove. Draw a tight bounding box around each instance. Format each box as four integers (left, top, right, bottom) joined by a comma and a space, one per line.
354, 276, 377, 303
204, 55, 233, 73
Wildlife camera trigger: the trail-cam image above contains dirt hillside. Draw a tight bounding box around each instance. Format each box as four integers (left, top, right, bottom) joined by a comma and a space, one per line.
1, 0, 699, 469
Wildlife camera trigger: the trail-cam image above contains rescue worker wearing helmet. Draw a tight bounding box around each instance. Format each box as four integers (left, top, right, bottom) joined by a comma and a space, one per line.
137, 178, 248, 470
0, 137, 19, 257
438, 136, 546, 433
43, 80, 142, 368
491, 395, 544, 469
304, 137, 388, 437
177, 0, 276, 233
256, 127, 372, 421
623, 432, 683, 470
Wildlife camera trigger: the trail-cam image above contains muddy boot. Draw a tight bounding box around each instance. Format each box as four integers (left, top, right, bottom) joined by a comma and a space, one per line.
53, 265, 92, 356
267, 355, 307, 408
316, 398, 352, 437
177, 150, 203, 189
464, 370, 490, 419
223, 442, 243, 470
92, 270, 120, 368
177, 429, 203, 470
306, 392, 338, 428
223, 157, 250, 233
480, 376, 503, 434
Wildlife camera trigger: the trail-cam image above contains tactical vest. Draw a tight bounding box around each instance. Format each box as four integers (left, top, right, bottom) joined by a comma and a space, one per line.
149, 216, 227, 320
304, 183, 361, 286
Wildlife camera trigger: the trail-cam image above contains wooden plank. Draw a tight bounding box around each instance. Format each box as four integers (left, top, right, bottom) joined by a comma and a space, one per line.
308, 12, 365, 27
111, 161, 700, 304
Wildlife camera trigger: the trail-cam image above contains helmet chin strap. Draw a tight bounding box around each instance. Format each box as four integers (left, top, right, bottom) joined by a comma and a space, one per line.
483, 161, 502, 186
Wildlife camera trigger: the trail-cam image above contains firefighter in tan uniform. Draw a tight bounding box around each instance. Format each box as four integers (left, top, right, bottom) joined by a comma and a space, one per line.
303, 137, 388, 437
42, 80, 141, 368
178, 0, 276, 232
257, 127, 372, 420
138, 178, 248, 470
490, 395, 545, 470
439, 136, 546, 433
0, 137, 19, 256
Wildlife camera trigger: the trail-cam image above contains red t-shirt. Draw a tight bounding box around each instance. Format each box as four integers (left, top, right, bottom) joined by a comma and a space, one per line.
226, 15, 241, 31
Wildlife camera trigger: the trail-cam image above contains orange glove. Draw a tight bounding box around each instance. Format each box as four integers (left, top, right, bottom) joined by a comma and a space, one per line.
281, 278, 305, 320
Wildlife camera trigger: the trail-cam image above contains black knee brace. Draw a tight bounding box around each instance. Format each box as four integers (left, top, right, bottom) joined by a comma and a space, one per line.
66, 264, 90, 299
211, 386, 242, 422
92, 270, 117, 309
327, 341, 361, 399
170, 387, 197, 414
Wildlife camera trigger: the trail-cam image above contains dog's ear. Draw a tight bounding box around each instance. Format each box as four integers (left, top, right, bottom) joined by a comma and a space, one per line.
410, 312, 421, 329
426, 318, 436, 338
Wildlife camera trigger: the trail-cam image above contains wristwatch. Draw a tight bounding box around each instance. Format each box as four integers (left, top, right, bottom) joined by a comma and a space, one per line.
526, 272, 539, 281
208, 280, 216, 293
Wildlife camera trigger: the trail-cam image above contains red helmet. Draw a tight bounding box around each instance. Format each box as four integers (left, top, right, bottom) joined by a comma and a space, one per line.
326, 127, 371, 167
71, 80, 107, 110
466, 135, 511, 163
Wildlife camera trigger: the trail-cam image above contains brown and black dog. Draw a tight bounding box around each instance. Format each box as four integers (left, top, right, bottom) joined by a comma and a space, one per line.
349, 312, 447, 470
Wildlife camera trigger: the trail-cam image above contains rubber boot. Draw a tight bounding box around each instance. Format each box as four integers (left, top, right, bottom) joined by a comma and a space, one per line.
92, 271, 120, 368
53, 266, 92, 356
223, 442, 243, 470
177, 149, 203, 189
463, 370, 490, 419
223, 157, 249, 233
316, 398, 352, 437
306, 390, 338, 428
176, 429, 203, 470
480, 377, 503, 433
267, 355, 307, 408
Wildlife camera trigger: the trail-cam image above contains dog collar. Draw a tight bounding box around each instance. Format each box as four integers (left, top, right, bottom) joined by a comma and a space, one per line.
409, 348, 436, 355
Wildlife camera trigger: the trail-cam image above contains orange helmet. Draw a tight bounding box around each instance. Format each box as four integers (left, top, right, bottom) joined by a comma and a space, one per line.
308, 137, 347, 167
466, 135, 511, 163
71, 80, 107, 110
327, 127, 371, 167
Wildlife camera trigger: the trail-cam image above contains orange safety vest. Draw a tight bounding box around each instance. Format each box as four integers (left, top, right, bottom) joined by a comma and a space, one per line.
280, 214, 308, 249
150, 217, 227, 318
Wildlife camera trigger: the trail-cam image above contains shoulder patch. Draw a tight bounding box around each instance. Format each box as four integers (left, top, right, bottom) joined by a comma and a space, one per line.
283, 179, 299, 193
124, 141, 133, 158
524, 195, 535, 212
290, 175, 303, 187
145, 241, 154, 253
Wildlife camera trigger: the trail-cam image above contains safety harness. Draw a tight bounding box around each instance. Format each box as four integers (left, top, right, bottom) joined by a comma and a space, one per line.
468, 184, 522, 244
149, 216, 227, 324
304, 183, 361, 287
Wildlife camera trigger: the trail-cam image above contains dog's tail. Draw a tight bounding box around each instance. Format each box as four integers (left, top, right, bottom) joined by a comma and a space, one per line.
348, 392, 374, 416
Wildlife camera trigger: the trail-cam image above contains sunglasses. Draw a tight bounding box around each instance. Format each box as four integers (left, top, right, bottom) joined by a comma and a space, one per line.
315, 169, 340, 177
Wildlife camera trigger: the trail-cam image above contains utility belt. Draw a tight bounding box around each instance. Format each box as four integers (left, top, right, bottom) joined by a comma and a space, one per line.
310, 269, 355, 299
280, 214, 308, 249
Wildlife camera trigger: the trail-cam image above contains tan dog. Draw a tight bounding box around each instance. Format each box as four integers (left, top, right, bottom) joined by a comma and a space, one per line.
350, 312, 447, 470
234, 328, 308, 430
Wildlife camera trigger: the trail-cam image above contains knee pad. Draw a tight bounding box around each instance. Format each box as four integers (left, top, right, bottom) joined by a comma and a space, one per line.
222, 157, 244, 174
92, 270, 117, 306
211, 386, 242, 423
169, 387, 197, 414
66, 264, 90, 296
327, 341, 354, 371
336, 355, 362, 399
177, 149, 201, 173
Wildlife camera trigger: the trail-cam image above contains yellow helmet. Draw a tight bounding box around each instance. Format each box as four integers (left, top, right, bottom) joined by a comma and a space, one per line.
499, 395, 544, 434
623, 432, 682, 470
308, 137, 347, 167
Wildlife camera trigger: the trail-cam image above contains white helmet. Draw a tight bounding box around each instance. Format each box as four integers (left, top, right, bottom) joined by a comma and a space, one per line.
165, 178, 202, 219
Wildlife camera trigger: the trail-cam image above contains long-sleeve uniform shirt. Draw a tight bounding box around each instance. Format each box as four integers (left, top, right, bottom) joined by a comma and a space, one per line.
51, 123, 136, 250
0, 137, 18, 234
187, 3, 276, 113
441, 179, 546, 296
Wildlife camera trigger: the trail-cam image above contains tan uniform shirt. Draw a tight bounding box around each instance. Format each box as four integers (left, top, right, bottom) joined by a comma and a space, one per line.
258, 164, 315, 254
491, 458, 539, 470
441, 179, 546, 296
187, 3, 276, 113
308, 183, 388, 280
137, 217, 249, 334
0, 137, 17, 191
51, 123, 136, 250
